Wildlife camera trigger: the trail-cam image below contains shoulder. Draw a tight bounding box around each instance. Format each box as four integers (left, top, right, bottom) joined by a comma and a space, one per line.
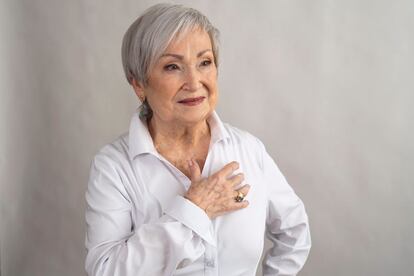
87, 132, 134, 196
222, 122, 266, 169
87, 133, 134, 206
90, 132, 131, 172
223, 122, 265, 149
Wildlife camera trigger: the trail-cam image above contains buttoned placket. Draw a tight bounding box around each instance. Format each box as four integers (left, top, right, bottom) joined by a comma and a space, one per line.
200, 143, 219, 276
154, 142, 220, 276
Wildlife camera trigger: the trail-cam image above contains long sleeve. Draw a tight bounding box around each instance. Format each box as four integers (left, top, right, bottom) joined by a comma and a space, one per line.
259, 142, 311, 276
85, 153, 213, 276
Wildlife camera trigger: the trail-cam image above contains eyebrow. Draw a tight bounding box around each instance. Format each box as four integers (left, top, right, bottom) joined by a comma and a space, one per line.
160, 49, 212, 60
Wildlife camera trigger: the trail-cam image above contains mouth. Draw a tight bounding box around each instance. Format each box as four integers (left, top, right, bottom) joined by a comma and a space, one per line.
177, 96, 206, 106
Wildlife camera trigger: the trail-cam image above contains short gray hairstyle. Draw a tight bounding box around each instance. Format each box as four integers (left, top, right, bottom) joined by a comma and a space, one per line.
121, 3, 220, 86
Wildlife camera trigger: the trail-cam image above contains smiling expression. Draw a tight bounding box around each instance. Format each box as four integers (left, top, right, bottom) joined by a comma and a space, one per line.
132, 28, 218, 126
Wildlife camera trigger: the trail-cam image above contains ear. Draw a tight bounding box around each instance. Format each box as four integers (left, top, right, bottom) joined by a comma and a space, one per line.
131, 78, 145, 102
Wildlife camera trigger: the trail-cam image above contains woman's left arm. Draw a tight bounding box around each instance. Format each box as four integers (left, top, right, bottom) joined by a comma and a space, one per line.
258, 140, 312, 276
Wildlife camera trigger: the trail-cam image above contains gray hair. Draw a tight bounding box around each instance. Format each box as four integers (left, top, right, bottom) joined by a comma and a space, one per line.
121, 3, 220, 87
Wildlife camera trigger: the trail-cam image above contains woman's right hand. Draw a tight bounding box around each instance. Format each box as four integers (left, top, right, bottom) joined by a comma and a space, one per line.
184, 159, 250, 219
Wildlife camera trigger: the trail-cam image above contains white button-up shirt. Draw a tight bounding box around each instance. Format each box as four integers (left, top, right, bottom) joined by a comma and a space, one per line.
85, 111, 311, 276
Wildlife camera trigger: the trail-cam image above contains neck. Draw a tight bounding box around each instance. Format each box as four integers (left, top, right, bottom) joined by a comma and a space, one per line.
148, 115, 211, 152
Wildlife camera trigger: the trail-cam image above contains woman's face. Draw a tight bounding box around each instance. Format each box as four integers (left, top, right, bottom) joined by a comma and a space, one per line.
134, 28, 218, 126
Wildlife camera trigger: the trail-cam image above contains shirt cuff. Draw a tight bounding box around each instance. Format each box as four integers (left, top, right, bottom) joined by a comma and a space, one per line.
164, 195, 216, 247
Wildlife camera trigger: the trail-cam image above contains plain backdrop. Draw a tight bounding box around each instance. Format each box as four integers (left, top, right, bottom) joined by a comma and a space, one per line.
1, 0, 413, 275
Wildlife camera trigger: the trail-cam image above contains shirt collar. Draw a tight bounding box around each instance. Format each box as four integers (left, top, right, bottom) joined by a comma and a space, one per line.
128, 110, 230, 160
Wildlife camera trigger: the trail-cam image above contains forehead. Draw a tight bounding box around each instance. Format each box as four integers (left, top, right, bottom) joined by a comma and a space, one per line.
164, 27, 212, 53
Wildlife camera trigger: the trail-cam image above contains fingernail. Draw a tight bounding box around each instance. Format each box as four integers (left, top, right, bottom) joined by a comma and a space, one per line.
187, 159, 193, 167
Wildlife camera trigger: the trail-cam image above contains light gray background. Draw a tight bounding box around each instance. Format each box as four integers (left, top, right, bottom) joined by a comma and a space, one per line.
1, 0, 413, 275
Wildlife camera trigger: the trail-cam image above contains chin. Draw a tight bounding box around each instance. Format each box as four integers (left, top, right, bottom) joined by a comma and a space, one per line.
180, 108, 212, 124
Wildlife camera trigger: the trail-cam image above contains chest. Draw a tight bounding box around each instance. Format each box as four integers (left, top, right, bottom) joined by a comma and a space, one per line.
128, 146, 268, 269
157, 144, 209, 179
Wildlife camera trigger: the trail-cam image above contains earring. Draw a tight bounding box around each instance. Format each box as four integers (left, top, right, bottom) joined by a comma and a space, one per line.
139, 98, 153, 120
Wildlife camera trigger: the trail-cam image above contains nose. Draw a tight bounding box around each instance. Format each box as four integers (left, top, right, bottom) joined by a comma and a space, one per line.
182, 68, 202, 92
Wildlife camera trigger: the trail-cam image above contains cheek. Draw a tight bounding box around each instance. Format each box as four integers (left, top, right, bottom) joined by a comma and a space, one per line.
205, 70, 218, 91
208, 87, 218, 107
149, 80, 178, 102
206, 80, 218, 105
145, 88, 172, 114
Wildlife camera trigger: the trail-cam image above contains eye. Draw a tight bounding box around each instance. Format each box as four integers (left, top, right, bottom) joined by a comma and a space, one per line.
164, 64, 180, 71
200, 59, 212, 67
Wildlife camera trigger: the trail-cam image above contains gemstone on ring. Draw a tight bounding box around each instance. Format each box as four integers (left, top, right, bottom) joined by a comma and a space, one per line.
235, 191, 245, 202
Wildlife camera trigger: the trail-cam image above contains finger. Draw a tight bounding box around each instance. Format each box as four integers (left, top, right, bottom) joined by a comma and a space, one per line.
228, 200, 250, 211
236, 200, 249, 208
209, 199, 249, 219
228, 173, 244, 187
233, 184, 251, 198
188, 158, 202, 182
215, 161, 239, 180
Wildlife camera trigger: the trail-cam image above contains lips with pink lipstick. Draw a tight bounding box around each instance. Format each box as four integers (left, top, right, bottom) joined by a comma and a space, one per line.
177, 96, 206, 106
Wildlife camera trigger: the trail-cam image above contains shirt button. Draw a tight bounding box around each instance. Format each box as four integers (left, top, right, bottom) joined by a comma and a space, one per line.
206, 259, 215, 268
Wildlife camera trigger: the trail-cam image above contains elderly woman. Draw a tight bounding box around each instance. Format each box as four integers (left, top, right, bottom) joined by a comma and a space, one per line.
85, 3, 311, 276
